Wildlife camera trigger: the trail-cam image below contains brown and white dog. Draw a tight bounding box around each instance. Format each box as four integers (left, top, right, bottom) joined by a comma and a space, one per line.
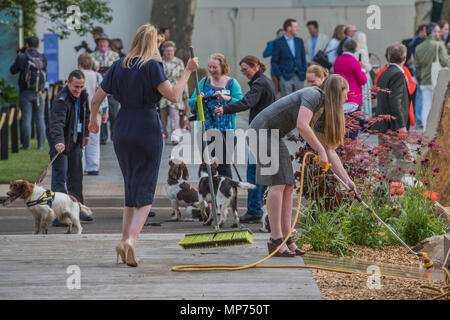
198, 158, 256, 228
166, 158, 204, 221
5, 180, 92, 234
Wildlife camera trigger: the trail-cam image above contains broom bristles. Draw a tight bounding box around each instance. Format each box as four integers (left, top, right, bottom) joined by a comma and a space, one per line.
179, 229, 253, 250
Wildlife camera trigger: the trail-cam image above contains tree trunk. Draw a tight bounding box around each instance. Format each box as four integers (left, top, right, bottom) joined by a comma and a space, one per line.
150, 0, 196, 64
442, 0, 450, 21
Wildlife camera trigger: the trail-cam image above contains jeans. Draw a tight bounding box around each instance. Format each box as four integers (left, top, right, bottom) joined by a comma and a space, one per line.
19, 90, 45, 149
101, 96, 120, 143
49, 140, 84, 204
246, 163, 263, 217
413, 78, 423, 128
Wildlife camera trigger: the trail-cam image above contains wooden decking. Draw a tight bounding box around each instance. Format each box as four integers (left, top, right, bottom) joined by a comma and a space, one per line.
0, 233, 322, 300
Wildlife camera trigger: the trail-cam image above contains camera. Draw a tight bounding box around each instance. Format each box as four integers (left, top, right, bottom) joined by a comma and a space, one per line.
16, 47, 26, 54
74, 41, 93, 53
202, 95, 218, 103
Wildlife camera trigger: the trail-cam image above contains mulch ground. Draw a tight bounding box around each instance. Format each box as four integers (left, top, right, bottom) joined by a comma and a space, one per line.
301, 245, 446, 300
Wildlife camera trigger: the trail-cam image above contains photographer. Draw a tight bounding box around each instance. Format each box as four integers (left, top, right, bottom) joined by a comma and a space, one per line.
10, 36, 48, 150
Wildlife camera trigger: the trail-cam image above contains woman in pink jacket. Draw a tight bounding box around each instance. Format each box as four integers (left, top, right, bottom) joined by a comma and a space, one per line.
333, 38, 367, 139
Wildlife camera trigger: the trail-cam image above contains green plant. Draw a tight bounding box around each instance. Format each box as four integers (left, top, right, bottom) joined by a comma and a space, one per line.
0, 78, 19, 107
346, 201, 384, 248
388, 186, 450, 246
296, 199, 358, 257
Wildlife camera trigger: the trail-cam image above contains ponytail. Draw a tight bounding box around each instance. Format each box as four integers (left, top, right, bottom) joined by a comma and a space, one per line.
240, 55, 265, 72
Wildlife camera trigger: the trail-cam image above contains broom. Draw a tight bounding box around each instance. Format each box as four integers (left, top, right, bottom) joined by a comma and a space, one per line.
178, 47, 253, 250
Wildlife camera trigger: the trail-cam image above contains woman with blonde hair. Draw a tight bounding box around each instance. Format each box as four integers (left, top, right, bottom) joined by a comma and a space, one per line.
249, 74, 356, 257
188, 52, 243, 178
306, 65, 328, 87
89, 24, 199, 267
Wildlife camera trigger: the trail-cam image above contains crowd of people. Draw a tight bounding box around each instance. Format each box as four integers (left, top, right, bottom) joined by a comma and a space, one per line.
8, 17, 449, 262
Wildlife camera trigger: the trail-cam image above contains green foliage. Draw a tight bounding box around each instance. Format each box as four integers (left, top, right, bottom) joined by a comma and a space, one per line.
297, 200, 358, 257
0, 78, 19, 107
0, 0, 113, 39
346, 202, 384, 248
388, 187, 450, 246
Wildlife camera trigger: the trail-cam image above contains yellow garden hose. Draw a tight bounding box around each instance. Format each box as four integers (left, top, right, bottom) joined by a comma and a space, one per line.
172, 152, 392, 276
171, 152, 450, 299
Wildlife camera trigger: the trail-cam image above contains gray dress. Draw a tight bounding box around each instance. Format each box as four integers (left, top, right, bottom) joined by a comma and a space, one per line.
249, 87, 324, 186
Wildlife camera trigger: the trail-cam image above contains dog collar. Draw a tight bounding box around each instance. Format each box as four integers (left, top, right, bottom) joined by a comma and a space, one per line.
26, 190, 55, 208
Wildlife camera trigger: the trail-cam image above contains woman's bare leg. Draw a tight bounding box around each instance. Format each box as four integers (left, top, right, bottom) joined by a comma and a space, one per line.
266, 185, 290, 252
125, 205, 152, 246
280, 185, 298, 251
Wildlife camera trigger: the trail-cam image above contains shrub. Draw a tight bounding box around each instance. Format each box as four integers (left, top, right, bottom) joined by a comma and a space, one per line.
296, 199, 358, 257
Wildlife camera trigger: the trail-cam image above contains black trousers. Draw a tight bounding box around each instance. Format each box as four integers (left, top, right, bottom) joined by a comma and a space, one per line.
49, 140, 84, 204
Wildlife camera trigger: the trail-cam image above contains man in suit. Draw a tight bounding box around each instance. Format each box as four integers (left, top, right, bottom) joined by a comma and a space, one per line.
271, 18, 307, 98
375, 43, 411, 180
304, 20, 329, 65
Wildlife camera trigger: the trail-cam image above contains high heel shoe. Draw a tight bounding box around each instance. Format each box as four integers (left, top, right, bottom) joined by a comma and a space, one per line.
124, 239, 139, 267
267, 238, 295, 257
116, 242, 126, 264
286, 237, 306, 256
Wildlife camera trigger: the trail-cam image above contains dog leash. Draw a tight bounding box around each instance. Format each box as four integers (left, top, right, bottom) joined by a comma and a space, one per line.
36, 152, 61, 184
202, 97, 243, 182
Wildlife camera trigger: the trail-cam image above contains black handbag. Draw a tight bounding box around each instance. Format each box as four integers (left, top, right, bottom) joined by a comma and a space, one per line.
312, 49, 332, 70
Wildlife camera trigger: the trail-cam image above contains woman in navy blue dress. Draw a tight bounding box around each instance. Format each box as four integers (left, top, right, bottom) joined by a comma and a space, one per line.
89, 24, 198, 267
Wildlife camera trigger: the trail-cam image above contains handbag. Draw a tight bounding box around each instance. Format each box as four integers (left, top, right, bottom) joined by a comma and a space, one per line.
431, 43, 444, 88
312, 40, 333, 70
312, 49, 332, 70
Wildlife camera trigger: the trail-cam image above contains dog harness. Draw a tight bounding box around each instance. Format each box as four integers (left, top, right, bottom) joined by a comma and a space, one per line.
26, 190, 55, 208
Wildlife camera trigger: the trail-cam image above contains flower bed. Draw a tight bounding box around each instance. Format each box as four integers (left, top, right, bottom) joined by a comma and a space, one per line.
293, 114, 450, 257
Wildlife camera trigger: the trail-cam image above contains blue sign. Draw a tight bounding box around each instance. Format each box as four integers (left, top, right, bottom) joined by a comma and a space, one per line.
44, 33, 59, 83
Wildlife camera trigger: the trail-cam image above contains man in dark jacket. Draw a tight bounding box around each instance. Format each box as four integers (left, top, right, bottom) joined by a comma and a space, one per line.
47, 70, 92, 223
10, 36, 48, 150
215, 59, 276, 223
375, 43, 410, 180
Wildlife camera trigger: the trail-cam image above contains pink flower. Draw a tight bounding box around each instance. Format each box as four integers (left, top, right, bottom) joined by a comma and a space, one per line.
424, 181, 429, 186
409, 171, 416, 175
433, 168, 440, 173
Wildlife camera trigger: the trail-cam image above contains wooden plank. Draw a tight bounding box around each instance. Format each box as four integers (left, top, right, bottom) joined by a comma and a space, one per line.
0, 234, 322, 300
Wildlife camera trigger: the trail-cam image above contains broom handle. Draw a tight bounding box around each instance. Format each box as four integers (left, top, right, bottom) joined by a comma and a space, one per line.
190, 47, 220, 231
